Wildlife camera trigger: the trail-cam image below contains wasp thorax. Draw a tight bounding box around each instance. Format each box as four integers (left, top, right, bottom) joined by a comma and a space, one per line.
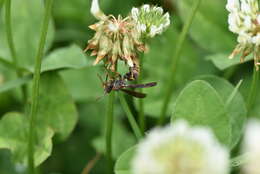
85, 15, 146, 72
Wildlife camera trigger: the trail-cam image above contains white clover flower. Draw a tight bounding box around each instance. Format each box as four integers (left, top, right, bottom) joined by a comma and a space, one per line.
226, 0, 260, 70
242, 119, 260, 174
132, 120, 230, 174
86, 0, 146, 75
131, 4, 170, 38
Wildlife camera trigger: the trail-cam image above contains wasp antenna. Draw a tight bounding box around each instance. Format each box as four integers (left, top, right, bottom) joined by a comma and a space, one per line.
95, 93, 106, 102
97, 73, 105, 85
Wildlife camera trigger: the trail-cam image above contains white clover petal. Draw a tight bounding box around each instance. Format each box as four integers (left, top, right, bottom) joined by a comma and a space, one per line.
226, 0, 240, 12
137, 23, 146, 32
237, 32, 252, 44
108, 22, 119, 32
242, 119, 260, 174
241, 0, 253, 14
149, 25, 158, 37
91, 0, 106, 20
142, 4, 150, 12
131, 8, 139, 21
228, 13, 241, 33
257, 14, 260, 24
163, 13, 171, 27
132, 120, 230, 174
154, 7, 163, 15
244, 16, 253, 29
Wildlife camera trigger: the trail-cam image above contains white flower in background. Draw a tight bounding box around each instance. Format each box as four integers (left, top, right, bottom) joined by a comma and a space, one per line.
226, 0, 260, 70
131, 4, 170, 38
132, 120, 229, 174
242, 119, 260, 174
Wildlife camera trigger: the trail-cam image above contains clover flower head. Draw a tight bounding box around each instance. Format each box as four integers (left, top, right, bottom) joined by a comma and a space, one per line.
131, 4, 170, 38
242, 119, 260, 174
226, 0, 260, 70
132, 120, 229, 174
85, 0, 146, 72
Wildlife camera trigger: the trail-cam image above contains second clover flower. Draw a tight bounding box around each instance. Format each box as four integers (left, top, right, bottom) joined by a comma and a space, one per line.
227, 0, 260, 70
131, 5, 170, 38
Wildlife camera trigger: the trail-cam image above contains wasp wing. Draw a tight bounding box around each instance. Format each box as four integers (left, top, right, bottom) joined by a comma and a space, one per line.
126, 82, 157, 89
120, 89, 147, 98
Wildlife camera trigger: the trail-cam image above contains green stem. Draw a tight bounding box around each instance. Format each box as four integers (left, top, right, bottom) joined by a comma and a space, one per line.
27, 0, 53, 173
119, 93, 143, 140
247, 68, 259, 115
158, 0, 202, 125
5, 0, 27, 101
105, 92, 115, 174
138, 57, 145, 133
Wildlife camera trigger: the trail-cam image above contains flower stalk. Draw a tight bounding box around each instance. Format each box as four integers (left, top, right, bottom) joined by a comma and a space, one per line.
247, 68, 259, 114
27, 0, 53, 173
105, 91, 115, 174
118, 93, 143, 140
5, 0, 27, 102
137, 54, 145, 133
158, 0, 202, 125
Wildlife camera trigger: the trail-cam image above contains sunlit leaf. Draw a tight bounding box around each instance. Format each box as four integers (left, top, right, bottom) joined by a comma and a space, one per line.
171, 80, 231, 147
197, 75, 247, 148
37, 72, 78, 140
39, 45, 90, 73
0, 112, 54, 166
207, 53, 253, 70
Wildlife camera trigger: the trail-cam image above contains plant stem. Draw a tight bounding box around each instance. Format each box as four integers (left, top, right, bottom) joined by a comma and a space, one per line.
105, 92, 115, 174
138, 57, 145, 133
5, 0, 27, 101
158, 0, 202, 125
247, 68, 259, 115
27, 0, 53, 173
119, 93, 143, 140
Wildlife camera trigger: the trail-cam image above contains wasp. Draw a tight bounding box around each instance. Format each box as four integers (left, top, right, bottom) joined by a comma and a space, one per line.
98, 74, 157, 98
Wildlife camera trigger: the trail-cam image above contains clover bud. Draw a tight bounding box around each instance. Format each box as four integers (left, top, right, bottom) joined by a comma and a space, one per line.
131, 4, 170, 38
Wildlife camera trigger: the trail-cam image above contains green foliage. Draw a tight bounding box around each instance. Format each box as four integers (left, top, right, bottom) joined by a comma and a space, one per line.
196, 76, 247, 148
37, 72, 78, 140
0, 0, 54, 69
0, 112, 54, 166
40, 45, 90, 73
171, 80, 231, 146
140, 21, 216, 117
176, 0, 236, 53
207, 53, 253, 70
0, 75, 31, 93
114, 146, 136, 174
171, 77, 247, 148
92, 119, 136, 159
